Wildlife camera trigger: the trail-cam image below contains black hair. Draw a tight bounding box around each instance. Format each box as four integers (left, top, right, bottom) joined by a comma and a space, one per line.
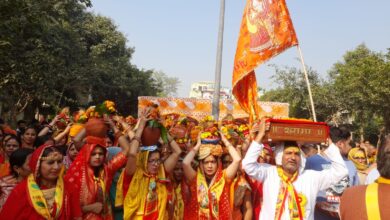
106, 131, 115, 145
377, 135, 390, 178
3, 134, 21, 147
41, 146, 61, 158
10, 148, 34, 177
284, 141, 299, 148
19, 126, 39, 148
17, 120, 27, 126
329, 125, 351, 144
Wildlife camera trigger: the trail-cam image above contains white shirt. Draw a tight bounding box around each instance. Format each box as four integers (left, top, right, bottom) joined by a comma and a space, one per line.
242, 142, 348, 220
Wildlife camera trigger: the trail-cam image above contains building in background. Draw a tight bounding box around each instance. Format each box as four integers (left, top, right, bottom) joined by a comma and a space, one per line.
189, 81, 231, 99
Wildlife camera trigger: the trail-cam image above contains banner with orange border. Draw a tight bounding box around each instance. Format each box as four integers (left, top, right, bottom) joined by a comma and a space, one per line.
138, 96, 289, 121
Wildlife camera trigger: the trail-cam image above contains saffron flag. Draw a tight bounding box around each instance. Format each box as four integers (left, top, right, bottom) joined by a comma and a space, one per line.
232, 0, 298, 120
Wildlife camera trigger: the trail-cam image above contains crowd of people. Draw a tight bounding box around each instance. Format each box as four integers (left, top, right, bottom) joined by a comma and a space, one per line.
0, 103, 388, 220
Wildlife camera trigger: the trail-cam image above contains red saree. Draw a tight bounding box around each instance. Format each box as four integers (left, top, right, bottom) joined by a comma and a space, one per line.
65, 138, 127, 220
0, 180, 70, 220
0, 144, 71, 220
184, 166, 232, 220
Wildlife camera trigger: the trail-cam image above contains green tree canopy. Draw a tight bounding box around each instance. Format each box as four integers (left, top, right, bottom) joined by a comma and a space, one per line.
0, 0, 162, 123
329, 44, 390, 135
261, 44, 389, 137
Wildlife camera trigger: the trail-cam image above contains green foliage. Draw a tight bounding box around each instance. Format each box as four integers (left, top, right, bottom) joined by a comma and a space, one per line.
260, 65, 329, 121
261, 44, 389, 136
152, 71, 181, 97
329, 44, 390, 134
0, 0, 162, 123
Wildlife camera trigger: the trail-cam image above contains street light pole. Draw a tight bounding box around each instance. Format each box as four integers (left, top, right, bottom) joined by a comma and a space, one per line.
212, 0, 225, 121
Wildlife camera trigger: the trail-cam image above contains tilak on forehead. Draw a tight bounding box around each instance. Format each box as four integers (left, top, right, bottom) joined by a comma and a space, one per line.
283, 145, 301, 152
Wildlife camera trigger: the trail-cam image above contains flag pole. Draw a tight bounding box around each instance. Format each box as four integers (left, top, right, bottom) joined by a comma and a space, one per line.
297, 45, 317, 121
212, 0, 225, 120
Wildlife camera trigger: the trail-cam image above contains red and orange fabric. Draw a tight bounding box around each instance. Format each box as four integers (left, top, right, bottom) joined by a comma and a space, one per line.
229, 174, 251, 220
184, 164, 232, 220
0, 144, 71, 220
65, 137, 127, 220
233, 0, 298, 121
0, 155, 10, 178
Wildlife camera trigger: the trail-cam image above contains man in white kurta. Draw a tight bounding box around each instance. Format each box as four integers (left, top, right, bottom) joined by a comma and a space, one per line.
242, 123, 348, 220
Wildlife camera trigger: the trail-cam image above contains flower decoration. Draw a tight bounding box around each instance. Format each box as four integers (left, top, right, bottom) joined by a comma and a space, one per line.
72, 109, 88, 124
141, 103, 168, 145
125, 115, 137, 126
200, 115, 215, 123
237, 124, 250, 137
200, 126, 220, 144
104, 100, 116, 113
86, 100, 117, 118
162, 113, 180, 129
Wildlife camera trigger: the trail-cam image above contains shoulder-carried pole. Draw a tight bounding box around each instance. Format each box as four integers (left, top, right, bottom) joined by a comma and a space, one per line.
212, 0, 225, 120
297, 45, 317, 121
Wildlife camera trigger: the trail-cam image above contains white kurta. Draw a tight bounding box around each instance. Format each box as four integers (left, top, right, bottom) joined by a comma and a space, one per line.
242, 142, 348, 220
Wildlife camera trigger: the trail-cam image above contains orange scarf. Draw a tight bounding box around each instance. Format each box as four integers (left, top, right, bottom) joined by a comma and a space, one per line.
196, 169, 226, 219
274, 166, 306, 220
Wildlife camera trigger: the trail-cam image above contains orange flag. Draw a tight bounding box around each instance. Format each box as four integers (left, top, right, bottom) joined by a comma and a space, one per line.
232, 0, 298, 120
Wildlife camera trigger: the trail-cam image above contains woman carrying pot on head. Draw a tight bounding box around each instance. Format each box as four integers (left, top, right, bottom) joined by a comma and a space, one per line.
222, 153, 253, 220
0, 148, 33, 210
117, 109, 182, 220
65, 116, 133, 220
0, 144, 71, 219
182, 132, 242, 220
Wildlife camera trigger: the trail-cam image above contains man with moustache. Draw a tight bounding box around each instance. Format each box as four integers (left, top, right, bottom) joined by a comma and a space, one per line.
242, 120, 348, 220
340, 134, 390, 219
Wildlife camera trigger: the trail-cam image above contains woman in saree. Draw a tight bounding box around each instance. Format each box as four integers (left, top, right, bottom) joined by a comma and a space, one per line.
182, 132, 242, 220
118, 111, 182, 220
0, 148, 33, 210
0, 144, 71, 219
222, 153, 252, 220
65, 117, 133, 220
0, 135, 21, 178
169, 155, 190, 220
62, 141, 79, 170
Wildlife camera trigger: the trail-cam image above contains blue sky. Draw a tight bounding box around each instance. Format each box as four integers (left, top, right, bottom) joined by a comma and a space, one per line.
90, 1, 390, 97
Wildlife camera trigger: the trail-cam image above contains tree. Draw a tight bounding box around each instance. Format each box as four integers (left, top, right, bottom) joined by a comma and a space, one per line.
0, 0, 91, 122
152, 70, 181, 97
0, 0, 162, 123
260, 65, 331, 121
329, 44, 390, 135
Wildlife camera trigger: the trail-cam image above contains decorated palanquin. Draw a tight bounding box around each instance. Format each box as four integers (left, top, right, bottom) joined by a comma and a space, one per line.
263, 118, 329, 143
137, 96, 289, 121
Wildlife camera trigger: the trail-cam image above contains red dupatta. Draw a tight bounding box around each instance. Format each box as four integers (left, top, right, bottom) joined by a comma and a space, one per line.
184, 161, 232, 220
65, 136, 126, 220
0, 144, 70, 220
